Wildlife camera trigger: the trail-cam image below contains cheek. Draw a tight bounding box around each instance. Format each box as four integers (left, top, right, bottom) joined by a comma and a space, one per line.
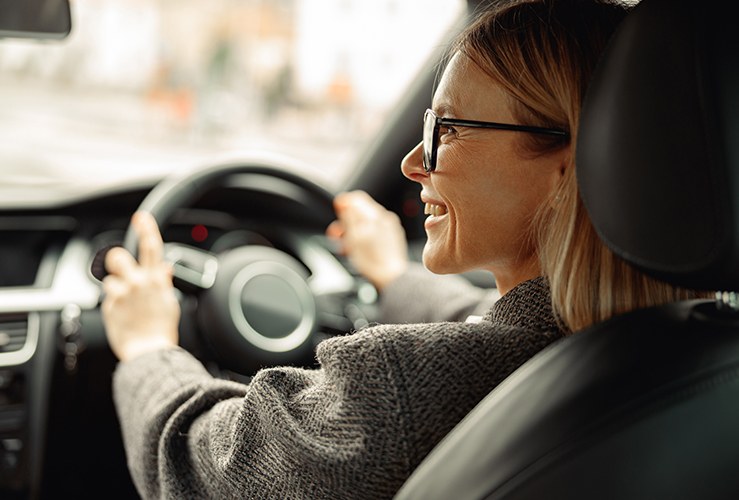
438, 142, 557, 234
458, 164, 553, 246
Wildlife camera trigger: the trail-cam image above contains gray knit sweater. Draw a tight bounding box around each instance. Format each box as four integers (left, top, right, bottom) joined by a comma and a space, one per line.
113, 272, 563, 499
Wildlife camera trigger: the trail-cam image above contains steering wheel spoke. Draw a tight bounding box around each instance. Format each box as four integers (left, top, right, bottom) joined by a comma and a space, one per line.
164, 242, 219, 291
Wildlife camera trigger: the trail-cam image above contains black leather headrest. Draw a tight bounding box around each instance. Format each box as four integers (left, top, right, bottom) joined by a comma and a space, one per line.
577, 0, 739, 291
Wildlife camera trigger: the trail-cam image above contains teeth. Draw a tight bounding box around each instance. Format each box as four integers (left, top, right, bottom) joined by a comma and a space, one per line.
424, 203, 448, 217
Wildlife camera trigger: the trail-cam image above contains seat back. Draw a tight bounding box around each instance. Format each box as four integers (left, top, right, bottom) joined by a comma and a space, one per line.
395, 0, 739, 498
397, 301, 739, 499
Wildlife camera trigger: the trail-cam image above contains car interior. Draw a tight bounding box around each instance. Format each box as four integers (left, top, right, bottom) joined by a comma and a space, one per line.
1, 0, 738, 499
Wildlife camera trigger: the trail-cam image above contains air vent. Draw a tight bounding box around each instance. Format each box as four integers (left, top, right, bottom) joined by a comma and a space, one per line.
0, 314, 28, 354
0, 313, 38, 366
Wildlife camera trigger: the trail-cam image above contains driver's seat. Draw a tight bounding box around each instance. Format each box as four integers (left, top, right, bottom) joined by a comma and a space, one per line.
395, 0, 739, 498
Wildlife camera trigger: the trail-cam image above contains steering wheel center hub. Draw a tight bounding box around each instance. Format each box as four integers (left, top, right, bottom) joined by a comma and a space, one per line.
197, 244, 318, 373
229, 261, 315, 352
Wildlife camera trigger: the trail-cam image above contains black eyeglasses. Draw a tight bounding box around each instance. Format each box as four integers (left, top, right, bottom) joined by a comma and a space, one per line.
422, 108, 569, 172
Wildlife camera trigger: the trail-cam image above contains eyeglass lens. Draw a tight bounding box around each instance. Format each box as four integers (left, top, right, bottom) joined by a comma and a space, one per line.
423, 110, 437, 172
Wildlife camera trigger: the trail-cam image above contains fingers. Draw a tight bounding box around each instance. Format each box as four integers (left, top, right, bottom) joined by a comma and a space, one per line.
133, 211, 164, 268
101, 275, 129, 316
105, 246, 139, 277
335, 190, 374, 210
326, 220, 344, 239
334, 191, 378, 226
329, 191, 408, 290
104, 211, 164, 277
332, 191, 356, 212
331, 192, 369, 245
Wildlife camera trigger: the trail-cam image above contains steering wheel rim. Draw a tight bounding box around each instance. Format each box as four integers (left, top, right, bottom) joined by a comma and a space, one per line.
122, 157, 340, 374
123, 158, 335, 253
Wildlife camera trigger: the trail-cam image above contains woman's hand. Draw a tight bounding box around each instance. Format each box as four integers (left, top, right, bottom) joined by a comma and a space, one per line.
326, 191, 408, 291
102, 211, 180, 362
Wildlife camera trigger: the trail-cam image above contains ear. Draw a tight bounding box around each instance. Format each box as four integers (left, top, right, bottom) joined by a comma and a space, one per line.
545, 143, 571, 191
558, 144, 572, 178
544, 145, 572, 209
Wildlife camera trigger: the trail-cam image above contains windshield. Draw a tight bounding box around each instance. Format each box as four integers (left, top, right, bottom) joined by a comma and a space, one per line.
0, 0, 465, 206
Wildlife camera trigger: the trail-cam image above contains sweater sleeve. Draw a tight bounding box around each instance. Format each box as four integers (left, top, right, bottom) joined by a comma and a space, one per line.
113, 340, 413, 499
379, 262, 497, 324
113, 348, 246, 498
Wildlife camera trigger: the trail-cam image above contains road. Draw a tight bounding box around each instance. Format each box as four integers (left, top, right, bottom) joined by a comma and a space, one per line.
0, 78, 359, 206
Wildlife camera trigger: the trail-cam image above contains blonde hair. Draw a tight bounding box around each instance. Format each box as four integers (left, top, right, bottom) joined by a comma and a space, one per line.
454, 0, 708, 332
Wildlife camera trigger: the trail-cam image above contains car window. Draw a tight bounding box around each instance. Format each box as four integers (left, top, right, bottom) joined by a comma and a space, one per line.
0, 0, 465, 204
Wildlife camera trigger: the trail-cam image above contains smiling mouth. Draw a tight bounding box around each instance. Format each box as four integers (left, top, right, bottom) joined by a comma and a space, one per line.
424, 202, 448, 217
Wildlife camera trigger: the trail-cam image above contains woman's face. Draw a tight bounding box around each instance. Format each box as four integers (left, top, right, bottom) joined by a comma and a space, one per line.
401, 52, 569, 294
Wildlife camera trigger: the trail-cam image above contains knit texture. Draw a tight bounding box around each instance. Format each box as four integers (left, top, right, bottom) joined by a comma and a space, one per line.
113, 275, 563, 499
379, 262, 499, 324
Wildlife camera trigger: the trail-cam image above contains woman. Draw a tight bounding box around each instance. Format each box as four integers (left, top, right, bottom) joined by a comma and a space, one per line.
103, 1, 642, 498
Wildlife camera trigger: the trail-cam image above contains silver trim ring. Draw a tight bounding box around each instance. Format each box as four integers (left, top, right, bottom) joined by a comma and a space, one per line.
228, 261, 316, 353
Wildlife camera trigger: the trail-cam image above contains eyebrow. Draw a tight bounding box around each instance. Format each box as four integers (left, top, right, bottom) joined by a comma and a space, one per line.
433, 102, 458, 118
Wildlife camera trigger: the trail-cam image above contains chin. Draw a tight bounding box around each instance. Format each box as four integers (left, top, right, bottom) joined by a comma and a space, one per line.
422, 247, 458, 275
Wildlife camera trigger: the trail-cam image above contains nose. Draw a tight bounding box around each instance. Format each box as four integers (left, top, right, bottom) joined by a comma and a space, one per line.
401, 141, 427, 183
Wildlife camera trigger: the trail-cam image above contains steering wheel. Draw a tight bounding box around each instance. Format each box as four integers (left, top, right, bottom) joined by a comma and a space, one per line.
120, 158, 369, 375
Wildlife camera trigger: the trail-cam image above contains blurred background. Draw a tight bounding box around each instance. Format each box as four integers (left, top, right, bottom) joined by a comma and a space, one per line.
0, 0, 464, 198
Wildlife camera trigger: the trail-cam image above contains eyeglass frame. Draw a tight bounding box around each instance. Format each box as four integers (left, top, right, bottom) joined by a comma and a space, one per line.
422, 108, 570, 172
